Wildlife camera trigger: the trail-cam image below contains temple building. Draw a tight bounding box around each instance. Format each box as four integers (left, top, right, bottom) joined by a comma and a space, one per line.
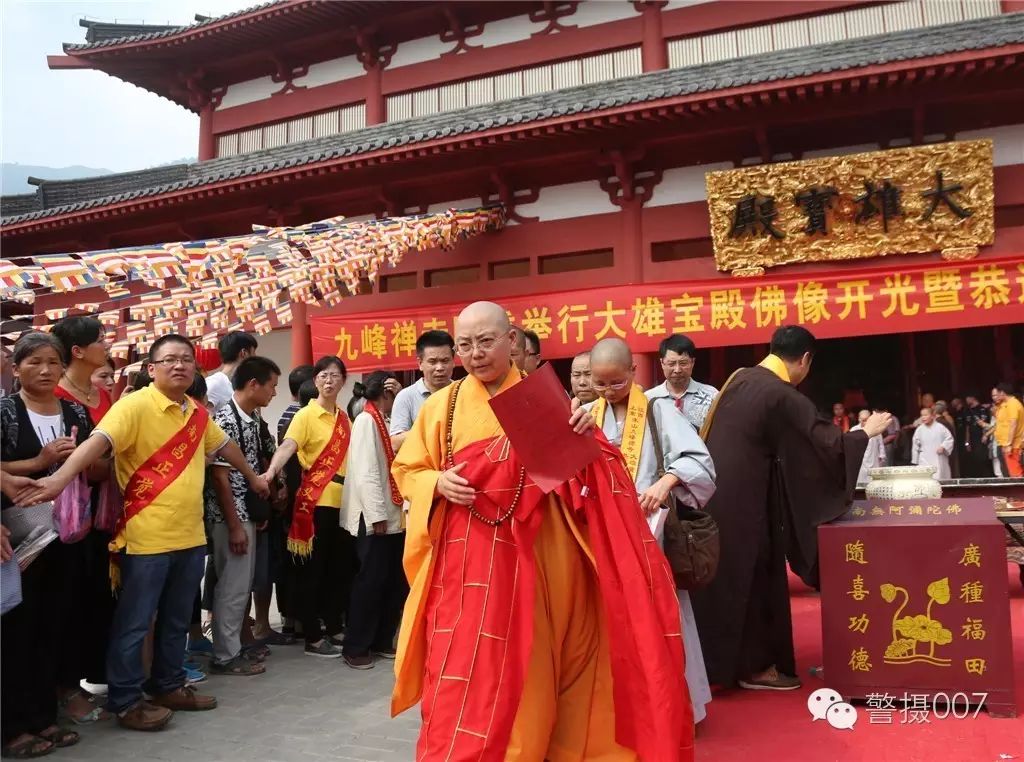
2, 0, 1023, 423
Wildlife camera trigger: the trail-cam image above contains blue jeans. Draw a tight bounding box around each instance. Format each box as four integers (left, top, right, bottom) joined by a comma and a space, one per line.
106, 546, 205, 713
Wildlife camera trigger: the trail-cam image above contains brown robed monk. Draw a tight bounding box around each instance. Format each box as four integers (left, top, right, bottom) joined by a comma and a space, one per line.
690, 325, 891, 691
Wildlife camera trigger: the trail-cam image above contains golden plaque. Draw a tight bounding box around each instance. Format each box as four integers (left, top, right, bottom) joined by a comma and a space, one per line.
705, 140, 995, 275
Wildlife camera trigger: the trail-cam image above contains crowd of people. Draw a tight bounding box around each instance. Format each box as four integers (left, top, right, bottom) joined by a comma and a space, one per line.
0, 305, 1019, 759
833, 384, 1024, 485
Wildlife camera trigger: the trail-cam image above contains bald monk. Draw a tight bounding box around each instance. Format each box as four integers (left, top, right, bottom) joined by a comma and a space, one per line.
586, 338, 716, 723
570, 351, 597, 405
392, 302, 692, 761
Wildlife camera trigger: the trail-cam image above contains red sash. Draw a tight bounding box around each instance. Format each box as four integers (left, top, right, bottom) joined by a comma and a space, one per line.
108, 404, 209, 587
364, 401, 402, 506
288, 409, 350, 557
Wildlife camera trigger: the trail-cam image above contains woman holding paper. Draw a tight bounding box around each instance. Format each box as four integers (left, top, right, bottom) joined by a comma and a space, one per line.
1, 332, 96, 757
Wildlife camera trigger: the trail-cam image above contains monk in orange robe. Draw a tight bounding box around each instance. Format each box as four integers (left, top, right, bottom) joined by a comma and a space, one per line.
392, 301, 691, 762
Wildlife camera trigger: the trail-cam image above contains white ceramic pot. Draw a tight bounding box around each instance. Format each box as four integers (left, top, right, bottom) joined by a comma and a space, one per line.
865, 465, 942, 500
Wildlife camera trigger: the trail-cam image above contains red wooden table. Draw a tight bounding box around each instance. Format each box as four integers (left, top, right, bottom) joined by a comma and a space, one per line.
819, 498, 1017, 717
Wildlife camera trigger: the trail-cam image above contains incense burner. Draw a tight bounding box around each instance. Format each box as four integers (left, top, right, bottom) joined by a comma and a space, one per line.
865, 465, 942, 500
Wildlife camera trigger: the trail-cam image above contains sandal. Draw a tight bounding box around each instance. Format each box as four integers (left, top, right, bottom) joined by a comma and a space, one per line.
36, 727, 79, 749
1, 735, 53, 759
241, 642, 270, 661
209, 656, 266, 676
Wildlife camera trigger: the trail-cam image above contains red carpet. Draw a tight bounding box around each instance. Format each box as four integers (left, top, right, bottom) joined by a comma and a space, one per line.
694, 566, 1024, 762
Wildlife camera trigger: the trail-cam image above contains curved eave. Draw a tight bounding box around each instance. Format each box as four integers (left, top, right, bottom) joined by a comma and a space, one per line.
63, 1, 310, 53
52, 0, 411, 110
9, 42, 1024, 237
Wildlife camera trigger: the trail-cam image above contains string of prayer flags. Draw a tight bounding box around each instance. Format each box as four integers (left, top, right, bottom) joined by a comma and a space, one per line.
0, 260, 28, 290
82, 250, 128, 278
274, 303, 292, 324
125, 322, 146, 342
98, 311, 121, 327
6, 206, 506, 362
252, 311, 272, 335
102, 282, 131, 299
36, 255, 101, 292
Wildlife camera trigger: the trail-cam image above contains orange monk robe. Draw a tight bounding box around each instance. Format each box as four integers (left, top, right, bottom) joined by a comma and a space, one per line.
392, 367, 692, 762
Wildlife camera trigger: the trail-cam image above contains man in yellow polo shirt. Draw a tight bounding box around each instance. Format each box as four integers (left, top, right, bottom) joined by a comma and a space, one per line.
993, 382, 1024, 477
24, 335, 269, 732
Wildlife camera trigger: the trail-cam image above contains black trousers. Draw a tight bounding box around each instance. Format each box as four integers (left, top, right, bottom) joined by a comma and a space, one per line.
1, 542, 62, 743
80, 530, 116, 685
54, 539, 88, 691
291, 507, 352, 643
268, 512, 292, 618
343, 523, 408, 657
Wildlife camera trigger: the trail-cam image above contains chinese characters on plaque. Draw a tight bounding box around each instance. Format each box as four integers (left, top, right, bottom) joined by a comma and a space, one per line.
706, 140, 995, 275
819, 499, 1016, 717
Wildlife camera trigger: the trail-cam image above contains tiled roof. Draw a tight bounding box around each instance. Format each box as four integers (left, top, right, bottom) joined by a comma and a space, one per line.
6, 12, 1023, 227
80, 21, 181, 44
65, 1, 288, 51
0, 193, 42, 217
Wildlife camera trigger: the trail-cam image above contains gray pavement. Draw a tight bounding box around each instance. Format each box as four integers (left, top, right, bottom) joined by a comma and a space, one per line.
60, 646, 419, 762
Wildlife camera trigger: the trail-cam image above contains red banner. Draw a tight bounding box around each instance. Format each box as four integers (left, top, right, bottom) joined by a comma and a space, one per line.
310, 257, 1024, 372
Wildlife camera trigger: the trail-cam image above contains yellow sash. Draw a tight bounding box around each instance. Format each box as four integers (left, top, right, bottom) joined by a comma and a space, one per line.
758, 353, 791, 383
592, 384, 648, 481
699, 354, 791, 441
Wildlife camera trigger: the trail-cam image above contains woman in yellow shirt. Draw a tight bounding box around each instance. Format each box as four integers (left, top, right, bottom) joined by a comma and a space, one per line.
263, 356, 353, 658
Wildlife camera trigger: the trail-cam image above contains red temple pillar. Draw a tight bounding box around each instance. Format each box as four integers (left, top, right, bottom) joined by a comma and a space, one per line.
291, 301, 313, 367
635, 352, 656, 389
622, 197, 645, 283
198, 102, 216, 161
364, 62, 385, 126
638, 1, 668, 73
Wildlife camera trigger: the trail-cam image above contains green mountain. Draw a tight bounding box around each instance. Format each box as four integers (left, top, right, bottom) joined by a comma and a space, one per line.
2, 163, 114, 195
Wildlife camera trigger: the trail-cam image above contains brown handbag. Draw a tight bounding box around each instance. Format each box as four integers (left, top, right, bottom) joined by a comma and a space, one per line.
646, 403, 720, 590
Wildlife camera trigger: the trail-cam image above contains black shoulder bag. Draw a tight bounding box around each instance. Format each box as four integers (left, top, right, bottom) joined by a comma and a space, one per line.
646, 401, 720, 590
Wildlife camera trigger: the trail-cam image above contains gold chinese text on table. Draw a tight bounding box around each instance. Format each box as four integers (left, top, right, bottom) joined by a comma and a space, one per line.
819, 498, 1016, 717
706, 140, 995, 275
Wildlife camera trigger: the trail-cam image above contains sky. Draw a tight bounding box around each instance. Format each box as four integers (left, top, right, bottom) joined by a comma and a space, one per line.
1, 0, 252, 174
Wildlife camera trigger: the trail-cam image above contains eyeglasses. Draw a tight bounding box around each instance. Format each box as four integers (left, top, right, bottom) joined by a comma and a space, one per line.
317, 372, 344, 381
591, 380, 632, 392
455, 335, 505, 355
151, 355, 196, 368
